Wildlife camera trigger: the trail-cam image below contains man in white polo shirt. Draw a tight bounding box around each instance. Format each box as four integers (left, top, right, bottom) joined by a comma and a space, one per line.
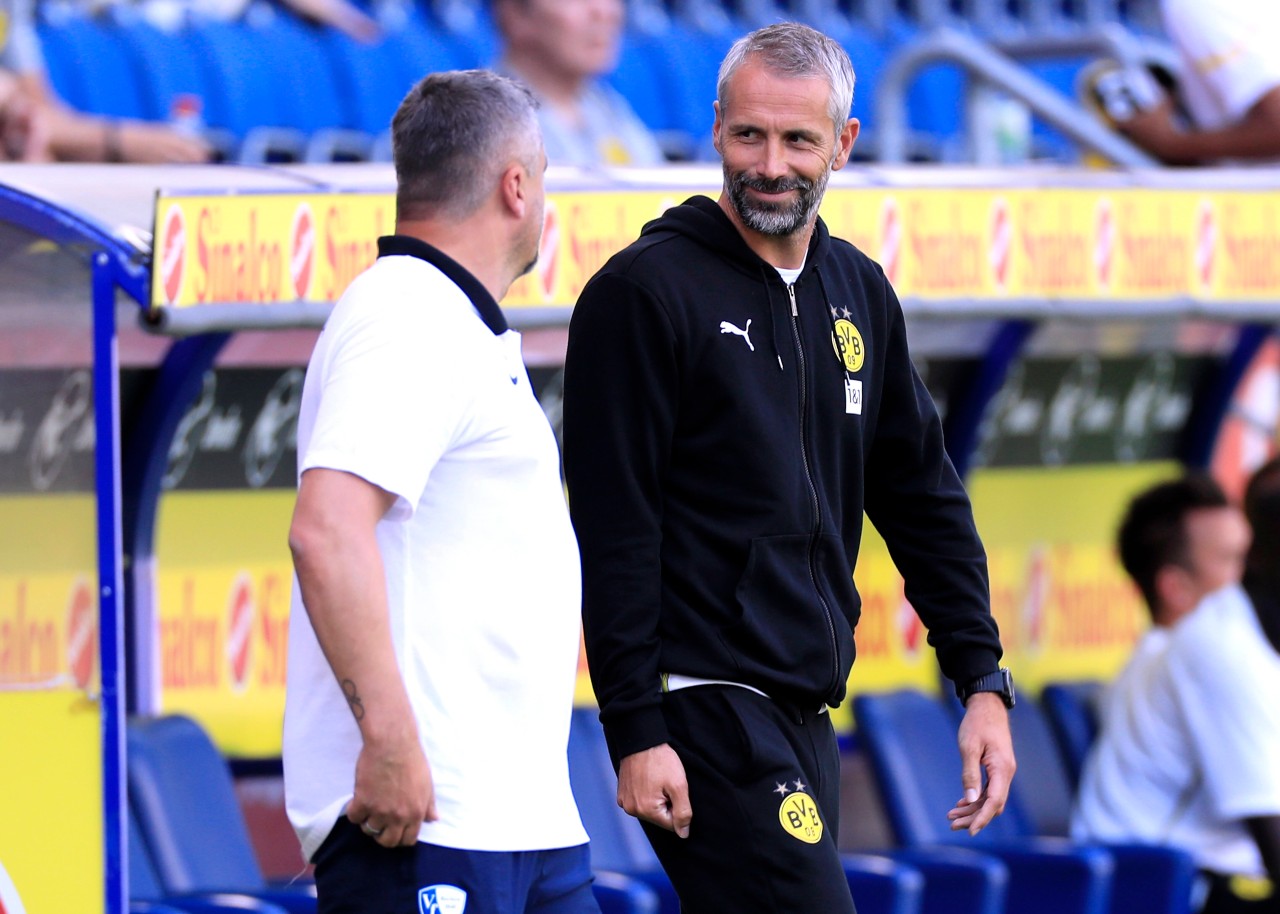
284, 69, 597, 913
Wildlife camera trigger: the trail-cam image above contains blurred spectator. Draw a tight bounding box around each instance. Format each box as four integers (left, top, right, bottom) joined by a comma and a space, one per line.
492, 0, 664, 168
135, 0, 381, 42
0, 66, 49, 160
0, 0, 212, 161
1107, 0, 1280, 164
1073, 470, 1280, 913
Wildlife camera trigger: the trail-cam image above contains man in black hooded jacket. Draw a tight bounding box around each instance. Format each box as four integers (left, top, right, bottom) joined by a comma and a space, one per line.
561, 22, 1015, 912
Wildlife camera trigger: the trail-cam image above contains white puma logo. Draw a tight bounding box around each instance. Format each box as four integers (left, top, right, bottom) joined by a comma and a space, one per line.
719, 319, 754, 352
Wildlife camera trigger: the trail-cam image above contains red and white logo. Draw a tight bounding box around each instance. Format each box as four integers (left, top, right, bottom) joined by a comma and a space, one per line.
0, 860, 27, 914
65, 577, 97, 692
1022, 545, 1050, 653
879, 197, 901, 286
226, 574, 255, 691
291, 203, 315, 301
536, 200, 560, 302
1196, 198, 1216, 291
898, 593, 924, 658
159, 204, 186, 305
989, 197, 1012, 291
1094, 197, 1114, 290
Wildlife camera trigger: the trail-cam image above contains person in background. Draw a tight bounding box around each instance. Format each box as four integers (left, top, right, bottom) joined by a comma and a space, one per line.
492, 0, 664, 168
562, 21, 1014, 913
1109, 0, 1280, 164
284, 69, 597, 913
0, 0, 211, 162
1073, 469, 1280, 913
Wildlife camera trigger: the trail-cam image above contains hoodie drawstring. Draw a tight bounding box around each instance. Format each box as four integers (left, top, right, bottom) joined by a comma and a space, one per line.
761, 265, 787, 372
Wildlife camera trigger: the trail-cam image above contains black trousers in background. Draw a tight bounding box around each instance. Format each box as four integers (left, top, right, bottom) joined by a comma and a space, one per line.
639, 685, 857, 914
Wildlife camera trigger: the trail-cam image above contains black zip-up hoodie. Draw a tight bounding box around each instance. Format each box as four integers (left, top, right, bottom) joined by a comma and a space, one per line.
562, 195, 1001, 763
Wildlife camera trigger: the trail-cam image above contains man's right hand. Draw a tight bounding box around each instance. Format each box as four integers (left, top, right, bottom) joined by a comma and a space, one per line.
346, 732, 438, 848
618, 743, 692, 838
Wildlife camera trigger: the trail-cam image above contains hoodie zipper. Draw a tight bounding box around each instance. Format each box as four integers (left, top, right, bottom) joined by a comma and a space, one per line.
787, 282, 840, 698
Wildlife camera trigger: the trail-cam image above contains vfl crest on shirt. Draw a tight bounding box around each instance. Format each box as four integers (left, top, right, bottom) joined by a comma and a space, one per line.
419, 884, 467, 914
774, 780, 825, 844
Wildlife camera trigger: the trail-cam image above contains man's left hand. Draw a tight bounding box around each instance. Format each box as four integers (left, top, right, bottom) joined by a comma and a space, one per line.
947, 692, 1015, 836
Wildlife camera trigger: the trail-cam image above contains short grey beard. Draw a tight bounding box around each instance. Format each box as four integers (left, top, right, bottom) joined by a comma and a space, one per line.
725, 163, 832, 237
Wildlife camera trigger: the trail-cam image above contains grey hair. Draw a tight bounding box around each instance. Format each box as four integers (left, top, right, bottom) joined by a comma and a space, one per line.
391, 69, 541, 221
717, 22, 855, 135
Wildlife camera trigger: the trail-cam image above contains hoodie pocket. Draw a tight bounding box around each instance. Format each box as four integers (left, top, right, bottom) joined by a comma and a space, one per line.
721, 534, 857, 693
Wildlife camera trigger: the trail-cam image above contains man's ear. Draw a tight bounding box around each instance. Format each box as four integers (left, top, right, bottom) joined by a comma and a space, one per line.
499, 162, 527, 219
711, 100, 723, 155
1153, 563, 1192, 622
832, 117, 860, 171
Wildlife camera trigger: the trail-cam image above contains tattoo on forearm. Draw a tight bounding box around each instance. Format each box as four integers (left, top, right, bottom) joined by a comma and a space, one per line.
341, 679, 365, 721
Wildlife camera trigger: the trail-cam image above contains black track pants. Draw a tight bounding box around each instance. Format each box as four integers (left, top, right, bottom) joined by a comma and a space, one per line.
639, 685, 857, 914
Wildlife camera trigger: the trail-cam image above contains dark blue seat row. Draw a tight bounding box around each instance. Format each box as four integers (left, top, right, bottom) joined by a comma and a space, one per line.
35, 1, 1159, 163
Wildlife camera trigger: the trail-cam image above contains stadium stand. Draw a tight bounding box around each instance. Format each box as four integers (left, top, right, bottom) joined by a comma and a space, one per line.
30, 0, 1170, 165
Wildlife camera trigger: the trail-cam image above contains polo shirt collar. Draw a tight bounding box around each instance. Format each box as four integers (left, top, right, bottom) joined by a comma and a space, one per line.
377, 235, 509, 336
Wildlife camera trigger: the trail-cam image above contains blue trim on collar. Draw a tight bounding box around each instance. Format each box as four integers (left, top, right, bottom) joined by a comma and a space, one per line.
377, 234, 509, 336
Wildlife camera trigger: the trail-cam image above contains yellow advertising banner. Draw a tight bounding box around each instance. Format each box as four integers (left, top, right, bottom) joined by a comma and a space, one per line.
968, 462, 1178, 692
151, 462, 1179, 748
0, 495, 102, 914
150, 194, 395, 309
153, 490, 293, 757
0, 691, 103, 914
152, 186, 1280, 312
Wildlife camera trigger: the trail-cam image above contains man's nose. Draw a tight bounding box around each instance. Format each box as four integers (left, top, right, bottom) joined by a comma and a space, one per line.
757, 139, 789, 181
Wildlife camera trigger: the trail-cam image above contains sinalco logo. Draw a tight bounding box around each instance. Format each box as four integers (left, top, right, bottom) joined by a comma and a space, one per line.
536, 199, 560, 302
160, 204, 187, 305
291, 203, 316, 301
227, 573, 254, 691
1094, 197, 1114, 291
66, 577, 98, 692
989, 197, 1012, 292
0, 860, 27, 914
1196, 197, 1216, 292
879, 197, 901, 286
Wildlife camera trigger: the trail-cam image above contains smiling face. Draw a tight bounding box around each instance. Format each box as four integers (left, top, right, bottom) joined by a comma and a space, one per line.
713, 56, 858, 253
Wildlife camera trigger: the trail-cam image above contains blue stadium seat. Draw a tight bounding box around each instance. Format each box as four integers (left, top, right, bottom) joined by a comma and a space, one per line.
843, 854, 927, 914
854, 689, 1114, 914
1041, 680, 1103, 789
323, 31, 413, 135
37, 14, 150, 119
186, 20, 288, 136
256, 14, 352, 135
382, 14, 470, 89
567, 708, 679, 913
592, 870, 662, 914
127, 715, 317, 914
114, 20, 213, 124
130, 803, 291, 914
1004, 696, 1198, 914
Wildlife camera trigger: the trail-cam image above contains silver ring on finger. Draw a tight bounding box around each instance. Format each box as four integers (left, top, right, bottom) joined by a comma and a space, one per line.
360, 821, 384, 838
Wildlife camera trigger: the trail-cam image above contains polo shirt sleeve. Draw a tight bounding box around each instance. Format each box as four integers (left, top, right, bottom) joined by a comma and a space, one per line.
301, 295, 468, 521
1169, 592, 1280, 821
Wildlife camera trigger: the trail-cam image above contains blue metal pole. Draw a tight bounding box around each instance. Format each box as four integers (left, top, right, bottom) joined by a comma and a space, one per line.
92, 252, 127, 914
943, 318, 1037, 479
121, 332, 231, 714
1181, 323, 1275, 470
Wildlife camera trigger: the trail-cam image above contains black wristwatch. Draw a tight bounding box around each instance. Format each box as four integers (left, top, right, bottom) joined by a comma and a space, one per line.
958, 668, 1016, 709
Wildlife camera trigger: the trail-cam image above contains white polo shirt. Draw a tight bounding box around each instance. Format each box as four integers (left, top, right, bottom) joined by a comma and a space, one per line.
284, 236, 588, 860
1073, 585, 1280, 876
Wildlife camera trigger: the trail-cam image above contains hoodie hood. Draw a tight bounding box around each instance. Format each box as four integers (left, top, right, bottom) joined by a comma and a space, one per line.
640, 195, 832, 282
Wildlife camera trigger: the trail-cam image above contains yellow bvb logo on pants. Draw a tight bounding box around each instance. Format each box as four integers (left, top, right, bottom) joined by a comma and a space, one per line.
778, 792, 824, 844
